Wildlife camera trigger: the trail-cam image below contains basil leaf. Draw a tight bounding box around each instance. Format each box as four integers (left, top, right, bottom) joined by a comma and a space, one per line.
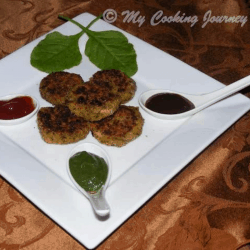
85, 30, 138, 77
30, 31, 83, 73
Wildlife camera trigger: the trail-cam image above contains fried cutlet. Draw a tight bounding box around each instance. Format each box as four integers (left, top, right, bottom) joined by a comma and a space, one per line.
39, 72, 84, 105
66, 81, 121, 121
37, 105, 89, 144
90, 69, 136, 104
91, 106, 144, 147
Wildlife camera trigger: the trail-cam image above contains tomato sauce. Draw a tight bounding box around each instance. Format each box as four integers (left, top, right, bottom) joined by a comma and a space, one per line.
0, 96, 35, 120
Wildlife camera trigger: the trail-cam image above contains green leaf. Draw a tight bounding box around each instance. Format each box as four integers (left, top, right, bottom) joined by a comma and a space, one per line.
85, 30, 138, 77
30, 31, 83, 73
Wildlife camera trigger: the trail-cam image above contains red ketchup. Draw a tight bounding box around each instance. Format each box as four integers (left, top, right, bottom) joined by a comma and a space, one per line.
0, 96, 35, 120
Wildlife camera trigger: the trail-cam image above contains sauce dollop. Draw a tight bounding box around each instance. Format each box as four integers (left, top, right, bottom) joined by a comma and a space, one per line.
145, 93, 195, 115
0, 96, 35, 120
69, 151, 108, 193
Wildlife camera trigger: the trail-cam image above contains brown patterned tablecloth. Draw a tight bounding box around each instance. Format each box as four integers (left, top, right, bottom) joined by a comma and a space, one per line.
1, 0, 250, 249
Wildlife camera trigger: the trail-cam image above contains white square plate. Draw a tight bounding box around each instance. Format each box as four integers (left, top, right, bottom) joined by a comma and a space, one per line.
0, 13, 250, 249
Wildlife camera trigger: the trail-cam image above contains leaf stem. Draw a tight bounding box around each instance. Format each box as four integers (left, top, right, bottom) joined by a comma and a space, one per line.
58, 13, 102, 35
86, 13, 103, 29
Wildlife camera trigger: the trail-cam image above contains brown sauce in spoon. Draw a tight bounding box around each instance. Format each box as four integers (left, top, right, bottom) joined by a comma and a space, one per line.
145, 93, 195, 115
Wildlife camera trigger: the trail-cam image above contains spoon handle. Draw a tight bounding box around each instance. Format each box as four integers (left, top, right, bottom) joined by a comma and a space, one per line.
201, 75, 250, 106
88, 189, 110, 217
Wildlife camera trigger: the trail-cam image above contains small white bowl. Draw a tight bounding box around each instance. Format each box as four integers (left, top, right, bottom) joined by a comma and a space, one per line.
0, 94, 39, 126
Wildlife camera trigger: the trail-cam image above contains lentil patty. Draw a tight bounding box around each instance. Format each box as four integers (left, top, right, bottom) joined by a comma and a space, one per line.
90, 69, 136, 104
37, 105, 89, 144
66, 81, 121, 121
40, 71, 84, 105
91, 105, 144, 147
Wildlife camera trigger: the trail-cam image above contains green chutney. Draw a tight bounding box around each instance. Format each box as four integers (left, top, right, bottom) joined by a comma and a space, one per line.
69, 151, 108, 192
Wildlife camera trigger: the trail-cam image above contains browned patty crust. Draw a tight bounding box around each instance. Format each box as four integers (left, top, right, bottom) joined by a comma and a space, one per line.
40, 71, 84, 105
66, 81, 121, 121
91, 106, 144, 147
37, 105, 89, 144
90, 69, 136, 104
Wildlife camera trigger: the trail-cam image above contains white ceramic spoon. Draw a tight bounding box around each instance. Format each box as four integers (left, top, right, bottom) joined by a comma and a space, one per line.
139, 76, 250, 120
67, 143, 111, 217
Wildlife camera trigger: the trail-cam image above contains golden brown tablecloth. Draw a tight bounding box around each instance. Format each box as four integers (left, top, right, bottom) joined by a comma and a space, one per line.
1, 0, 250, 249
